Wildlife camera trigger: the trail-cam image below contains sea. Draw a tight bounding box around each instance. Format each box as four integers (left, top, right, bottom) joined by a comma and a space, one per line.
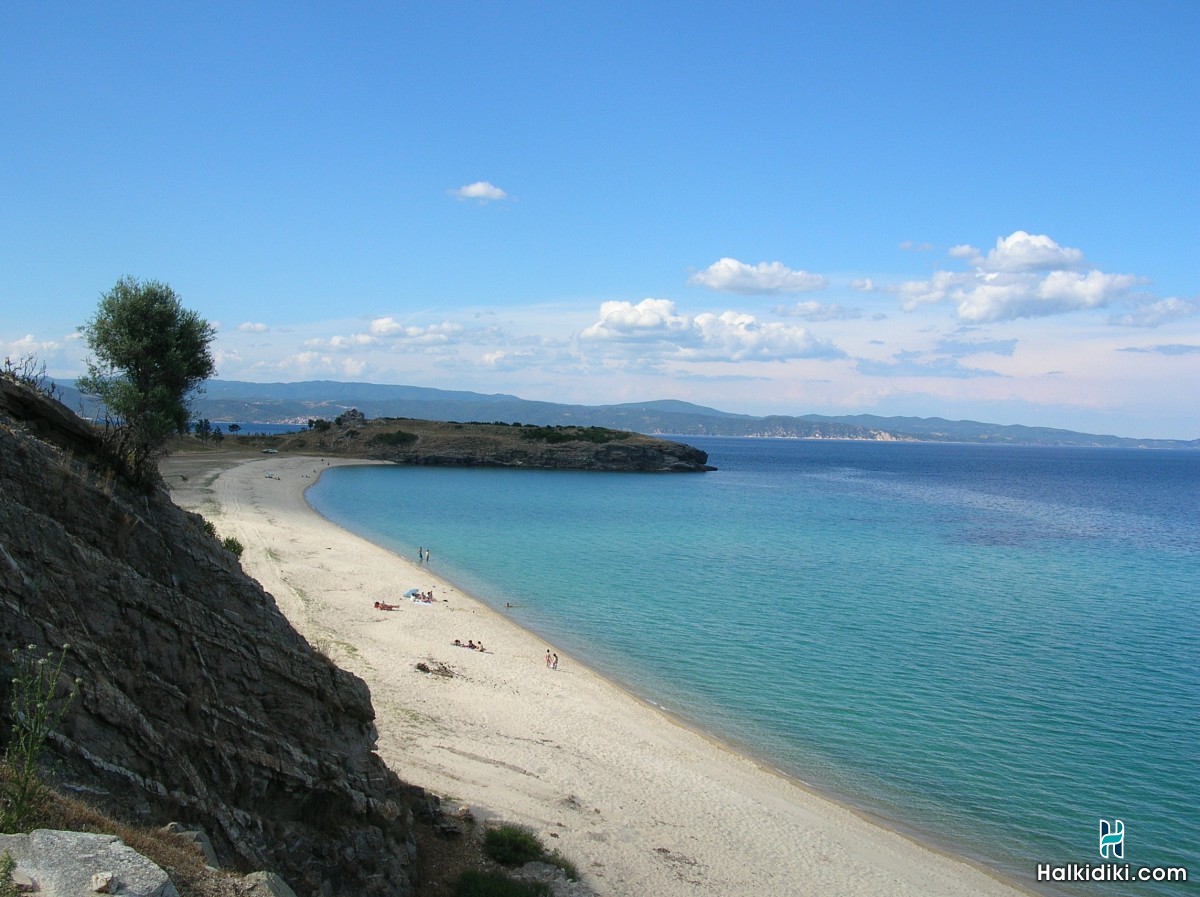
306, 437, 1199, 895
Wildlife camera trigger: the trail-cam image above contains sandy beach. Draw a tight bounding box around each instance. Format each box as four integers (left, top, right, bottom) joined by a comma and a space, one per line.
163, 452, 1032, 897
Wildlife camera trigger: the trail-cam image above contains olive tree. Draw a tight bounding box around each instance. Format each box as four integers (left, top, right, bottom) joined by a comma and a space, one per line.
78, 277, 216, 481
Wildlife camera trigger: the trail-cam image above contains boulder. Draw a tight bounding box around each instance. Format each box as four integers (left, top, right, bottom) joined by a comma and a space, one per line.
0, 830, 178, 897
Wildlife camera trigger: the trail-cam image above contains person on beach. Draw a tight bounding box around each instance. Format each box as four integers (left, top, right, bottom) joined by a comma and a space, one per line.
418, 547, 424, 562
552, 653, 559, 670
545, 650, 552, 667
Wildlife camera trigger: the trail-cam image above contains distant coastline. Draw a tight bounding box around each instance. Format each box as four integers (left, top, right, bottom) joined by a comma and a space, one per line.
57, 377, 1200, 449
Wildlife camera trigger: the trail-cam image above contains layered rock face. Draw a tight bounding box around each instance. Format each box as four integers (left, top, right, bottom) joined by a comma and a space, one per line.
0, 378, 416, 897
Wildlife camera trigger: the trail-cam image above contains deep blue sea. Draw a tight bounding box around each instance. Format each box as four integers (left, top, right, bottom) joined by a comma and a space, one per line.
307, 438, 1199, 895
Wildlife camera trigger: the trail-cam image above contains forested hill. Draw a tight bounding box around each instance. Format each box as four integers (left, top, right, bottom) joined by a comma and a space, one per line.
58, 378, 1199, 449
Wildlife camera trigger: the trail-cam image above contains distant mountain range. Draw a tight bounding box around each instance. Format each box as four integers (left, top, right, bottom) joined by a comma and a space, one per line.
57, 378, 1199, 450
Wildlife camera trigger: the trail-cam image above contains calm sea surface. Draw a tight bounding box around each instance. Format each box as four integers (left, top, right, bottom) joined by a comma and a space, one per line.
307, 439, 1199, 895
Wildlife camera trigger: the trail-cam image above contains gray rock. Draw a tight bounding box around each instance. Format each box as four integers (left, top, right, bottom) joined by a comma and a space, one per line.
0, 830, 179, 897
160, 824, 220, 869
241, 870, 300, 897
0, 378, 418, 897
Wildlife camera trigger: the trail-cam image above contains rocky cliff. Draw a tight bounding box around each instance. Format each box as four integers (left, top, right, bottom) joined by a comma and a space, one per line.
0, 376, 418, 897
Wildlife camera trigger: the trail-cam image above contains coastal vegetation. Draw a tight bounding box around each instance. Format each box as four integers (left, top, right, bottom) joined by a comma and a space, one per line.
188, 411, 714, 472
77, 277, 216, 483
1, 645, 78, 832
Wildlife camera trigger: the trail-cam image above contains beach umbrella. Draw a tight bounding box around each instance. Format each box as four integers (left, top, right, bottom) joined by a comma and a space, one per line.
403, 588, 419, 597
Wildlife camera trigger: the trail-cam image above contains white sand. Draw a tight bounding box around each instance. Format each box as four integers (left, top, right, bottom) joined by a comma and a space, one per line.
163, 453, 1032, 897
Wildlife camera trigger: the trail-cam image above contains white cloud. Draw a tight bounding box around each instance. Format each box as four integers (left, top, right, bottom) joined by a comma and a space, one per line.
450, 181, 508, 202
974, 230, 1087, 272
4, 333, 61, 356
900, 241, 935, 252
1109, 296, 1200, 328
774, 300, 863, 321
580, 299, 841, 362
896, 270, 973, 311
303, 318, 466, 352
892, 231, 1138, 323
580, 298, 690, 341
685, 312, 840, 361
956, 270, 1137, 323
238, 322, 269, 333
850, 278, 875, 292
690, 258, 828, 295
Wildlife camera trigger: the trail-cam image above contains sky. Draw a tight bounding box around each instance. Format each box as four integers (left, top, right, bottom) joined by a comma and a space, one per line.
2, 2, 1197, 439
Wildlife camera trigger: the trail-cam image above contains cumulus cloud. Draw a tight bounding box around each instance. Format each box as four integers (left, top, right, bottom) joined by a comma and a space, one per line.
4, 334, 61, 356
580, 298, 841, 362
302, 319, 467, 352
955, 270, 1137, 323
850, 278, 876, 292
949, 231, 1087, 272
450, 181, 508, 202
892, 231, 1139, 323
1109, 296, 1200, 328
238, 322, 269, 333
774, 300, 863, 321
690, 258, 828, 295
580, 298, 690, 341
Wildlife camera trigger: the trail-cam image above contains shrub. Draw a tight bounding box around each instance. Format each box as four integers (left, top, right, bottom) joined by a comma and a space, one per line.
367, 430, 418, 447
484, 824, 545, 866
201, 519, 217, 538
1, 354, 60, 401
221, 536, 244, 558
520, 425, 631, 445
453, 870, 549, 897
2, 645, 80, 832
0, 852, 18, 897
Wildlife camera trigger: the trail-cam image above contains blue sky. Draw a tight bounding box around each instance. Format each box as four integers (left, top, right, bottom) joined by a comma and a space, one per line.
2, 2, 1197, 438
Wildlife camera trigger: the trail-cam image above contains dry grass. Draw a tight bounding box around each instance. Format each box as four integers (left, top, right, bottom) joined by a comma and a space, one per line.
1, 770, 242, 897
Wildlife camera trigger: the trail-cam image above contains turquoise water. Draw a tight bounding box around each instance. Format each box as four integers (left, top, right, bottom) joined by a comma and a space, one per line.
307, 439, 1199, 895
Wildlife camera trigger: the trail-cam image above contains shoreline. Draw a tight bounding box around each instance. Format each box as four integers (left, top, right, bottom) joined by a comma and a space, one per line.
163, 451, 1036, 897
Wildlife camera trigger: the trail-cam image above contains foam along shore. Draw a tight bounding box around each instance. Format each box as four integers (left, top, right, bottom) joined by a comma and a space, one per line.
163, 452, 1033, 897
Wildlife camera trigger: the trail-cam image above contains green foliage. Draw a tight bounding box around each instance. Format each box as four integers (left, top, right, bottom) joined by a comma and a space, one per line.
310, 419, 332, 432
547, 849, 578, 881
482, 823, 575, 880
77, 277, 216, 483
2, 644, 80, 833
201, 518, 218, 538
0, 852, 17, 897
520, 425, 631, 445
367, 430, 418, 447
484, 824, 545, 866
221, 536, 244, 558
453, 870, 550, 897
